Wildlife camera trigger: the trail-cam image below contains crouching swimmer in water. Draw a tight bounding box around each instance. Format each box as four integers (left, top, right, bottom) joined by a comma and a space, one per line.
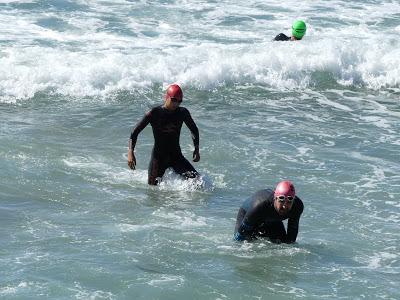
234, 181, 304, 243
128, 84, 200, 185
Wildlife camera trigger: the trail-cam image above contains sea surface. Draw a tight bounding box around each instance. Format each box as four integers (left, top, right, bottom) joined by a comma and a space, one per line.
1, 0, 399, 299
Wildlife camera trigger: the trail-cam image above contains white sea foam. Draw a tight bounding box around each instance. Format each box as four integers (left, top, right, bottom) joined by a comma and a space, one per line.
0, 0, 34, 3
1, 0, 399, 102
359, 115, 391, 129
63, 155, 149, 186
157, 169, 214, 192
349, 152, 400, 174
315, 94, 353, 112
70, 282, 115, 300
362, 252, 398, 270
117, 223, 157, 233
147, 275, 185, 287
0, 282, 32, 295
152, 208, 208, 229
385, 201, 400, 208
63, 155, 214, 190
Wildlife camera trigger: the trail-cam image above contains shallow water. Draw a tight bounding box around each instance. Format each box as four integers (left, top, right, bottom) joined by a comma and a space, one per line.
1, 0, 400, 299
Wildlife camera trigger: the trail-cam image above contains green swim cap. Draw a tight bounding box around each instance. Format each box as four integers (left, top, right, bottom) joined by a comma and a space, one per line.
292, 20, 306, 40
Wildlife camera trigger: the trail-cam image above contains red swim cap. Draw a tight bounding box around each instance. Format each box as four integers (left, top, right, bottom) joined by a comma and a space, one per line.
274, 181, 295, 198
165, 84, 183, 101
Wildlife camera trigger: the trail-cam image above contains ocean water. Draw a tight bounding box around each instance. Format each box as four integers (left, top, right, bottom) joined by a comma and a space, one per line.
1, 0, 399, 299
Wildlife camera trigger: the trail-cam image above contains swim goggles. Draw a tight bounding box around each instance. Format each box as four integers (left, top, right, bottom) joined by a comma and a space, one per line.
276, 195, 295, 203
170, 97, 182, 103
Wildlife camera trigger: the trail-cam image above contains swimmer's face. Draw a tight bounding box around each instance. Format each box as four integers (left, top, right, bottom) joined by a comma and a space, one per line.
164, 96, 182, 111
274, 195, 294, 216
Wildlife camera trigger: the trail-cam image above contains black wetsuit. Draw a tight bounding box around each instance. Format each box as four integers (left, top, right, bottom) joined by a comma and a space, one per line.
234, 189, 304, 243
273, 33, 291, 41
130, 105, 199, 185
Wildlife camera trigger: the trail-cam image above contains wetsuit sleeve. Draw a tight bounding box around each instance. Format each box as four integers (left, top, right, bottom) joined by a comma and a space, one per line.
182, 109, 199, 147
235, 203, 265, 241
286, 217, 300, 243
129, 111, 151, 150
286, 198, 304, 243
273, 33, 290, 41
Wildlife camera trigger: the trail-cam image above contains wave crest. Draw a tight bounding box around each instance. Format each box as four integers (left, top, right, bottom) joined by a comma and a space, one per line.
1, 36, 399, 102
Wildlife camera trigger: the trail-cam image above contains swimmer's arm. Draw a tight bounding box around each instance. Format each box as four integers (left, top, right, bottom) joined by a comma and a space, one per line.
235, 204, 264, 241
182, 109, 200, 162
128, 112, 151, 169
285, 217, 300, 243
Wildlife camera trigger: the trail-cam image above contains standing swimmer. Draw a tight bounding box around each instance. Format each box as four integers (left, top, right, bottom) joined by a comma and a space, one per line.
274, 20, 307, 41
234, 181, 304, 243
127, 84, 200, 185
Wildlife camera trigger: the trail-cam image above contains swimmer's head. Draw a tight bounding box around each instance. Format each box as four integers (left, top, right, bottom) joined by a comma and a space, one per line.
165, 84, 183, 102
274, 181, 296, 215
292, 20, 306, 40
164, 84, 183, 111
274, 180, 295, 198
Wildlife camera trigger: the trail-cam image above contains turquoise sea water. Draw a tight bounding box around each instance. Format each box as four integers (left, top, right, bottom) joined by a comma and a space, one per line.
1, 1, 399, 299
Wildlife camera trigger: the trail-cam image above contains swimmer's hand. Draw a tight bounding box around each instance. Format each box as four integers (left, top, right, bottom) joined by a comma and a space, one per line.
193, 147, 200, 162
128, 150, 136, 170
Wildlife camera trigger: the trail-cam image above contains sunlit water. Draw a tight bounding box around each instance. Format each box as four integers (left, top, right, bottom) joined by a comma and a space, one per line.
1, 0, 399, 299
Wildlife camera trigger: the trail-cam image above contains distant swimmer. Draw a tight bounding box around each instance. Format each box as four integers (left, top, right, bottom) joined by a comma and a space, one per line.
128, 84, 200, 185
274, 20, 307, 41
234, 181, 304, 243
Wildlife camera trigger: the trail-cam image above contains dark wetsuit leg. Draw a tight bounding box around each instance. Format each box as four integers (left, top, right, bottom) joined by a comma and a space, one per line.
148, 153, 169, 185
172, 156, 198, 179
258, 221, 286, 241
